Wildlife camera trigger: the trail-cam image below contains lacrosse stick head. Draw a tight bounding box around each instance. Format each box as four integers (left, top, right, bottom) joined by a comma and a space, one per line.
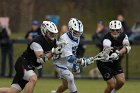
99, 47, 112, 61
90, 47, 113, 62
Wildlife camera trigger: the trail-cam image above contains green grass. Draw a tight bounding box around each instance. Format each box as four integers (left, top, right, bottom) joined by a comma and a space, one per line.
0, 78, 140, 93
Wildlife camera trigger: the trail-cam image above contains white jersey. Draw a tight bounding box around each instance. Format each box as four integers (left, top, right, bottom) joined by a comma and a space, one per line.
53, 32, 80, 69
60, 33, 80, 57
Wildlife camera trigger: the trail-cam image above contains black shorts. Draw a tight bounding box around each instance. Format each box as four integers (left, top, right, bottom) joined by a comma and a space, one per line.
96, 59, 123, 81
11, 57, 35, 90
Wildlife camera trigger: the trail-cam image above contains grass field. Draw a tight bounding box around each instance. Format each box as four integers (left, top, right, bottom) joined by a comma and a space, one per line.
0, 78, 140, 93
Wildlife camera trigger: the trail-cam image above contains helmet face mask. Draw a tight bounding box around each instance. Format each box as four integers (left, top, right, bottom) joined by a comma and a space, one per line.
111, 30, 121, 38
109, 20, 122, 38
41, 21, 58, 40
110, 29, 121, 32
70, 29, 82, 39
45, 31, 57, 40
68, 18, 83, 39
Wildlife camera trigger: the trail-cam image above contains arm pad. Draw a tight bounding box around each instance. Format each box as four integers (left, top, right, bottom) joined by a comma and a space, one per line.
125, 45, 131, 53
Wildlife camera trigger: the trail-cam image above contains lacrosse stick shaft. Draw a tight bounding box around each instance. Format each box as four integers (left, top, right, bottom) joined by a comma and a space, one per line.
89, 48, 111, 63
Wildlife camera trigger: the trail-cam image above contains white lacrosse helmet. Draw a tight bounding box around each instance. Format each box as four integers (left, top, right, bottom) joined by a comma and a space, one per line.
109, 20, 122, 38
40, 21, 58, 40
68, 18, 83, 39
109, 20, 122, 30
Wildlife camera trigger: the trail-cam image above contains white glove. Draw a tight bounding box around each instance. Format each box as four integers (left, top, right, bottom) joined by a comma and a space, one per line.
37, 54, 48, 64
76, 57, 93, 68
110, 52, 120, 60
72, 63, 81, 73
52, 46, 62, 60
51, 46, 62, 55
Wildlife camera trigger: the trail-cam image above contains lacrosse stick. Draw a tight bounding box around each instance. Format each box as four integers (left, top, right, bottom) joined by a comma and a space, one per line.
79, 47, 113, 67
91, 47, 111, 61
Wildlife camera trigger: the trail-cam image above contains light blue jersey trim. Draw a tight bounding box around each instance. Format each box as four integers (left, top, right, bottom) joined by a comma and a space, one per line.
67, 55, 77, 64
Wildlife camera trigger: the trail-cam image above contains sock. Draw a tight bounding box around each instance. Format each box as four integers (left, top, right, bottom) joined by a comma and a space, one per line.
51, 90, 56, 93
111, 89, 116, 93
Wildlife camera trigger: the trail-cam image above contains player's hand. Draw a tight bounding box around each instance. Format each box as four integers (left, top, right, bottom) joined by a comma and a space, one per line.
52, 46, 62, 60
72, 63, 81, 73
51, 46, 62, 55
37, 54, 48, 64
76, 57, 93, 68
110, 51, 120, 60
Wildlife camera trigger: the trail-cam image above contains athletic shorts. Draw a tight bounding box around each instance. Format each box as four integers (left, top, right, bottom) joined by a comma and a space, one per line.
11, 57, 36, 91
96, 59, 123, 81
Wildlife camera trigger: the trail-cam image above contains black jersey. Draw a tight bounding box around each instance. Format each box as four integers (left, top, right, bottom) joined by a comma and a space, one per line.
102, 32, 126, 52
22, 35, 56, 67
97, 32, 126, 80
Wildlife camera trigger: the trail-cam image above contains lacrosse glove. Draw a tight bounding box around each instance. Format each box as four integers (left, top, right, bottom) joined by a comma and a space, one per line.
52, 46, 62, 60
110, 50, 120, 60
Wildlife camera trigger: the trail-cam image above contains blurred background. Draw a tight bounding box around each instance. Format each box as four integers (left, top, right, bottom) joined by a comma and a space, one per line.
0, 0, 140, 33
0, 0, 140, 79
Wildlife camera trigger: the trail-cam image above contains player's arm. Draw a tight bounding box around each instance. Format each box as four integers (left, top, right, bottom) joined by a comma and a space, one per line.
111, 35, 131, 60
67, 55, 95, 73
112, 35, 131, 60
120, 35, 131, 55
30, 42, 53, 64
67, 55, 81, 73
103, 39, 121, 60
103, 39, 112, 49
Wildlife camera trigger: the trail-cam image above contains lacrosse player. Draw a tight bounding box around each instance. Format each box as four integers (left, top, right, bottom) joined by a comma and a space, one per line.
52, 18, 86, 93
96, 20, 131, 93
0, 21, 60, 93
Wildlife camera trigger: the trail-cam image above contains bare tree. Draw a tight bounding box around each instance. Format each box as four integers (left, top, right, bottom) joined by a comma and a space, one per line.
19, 0, 34, 32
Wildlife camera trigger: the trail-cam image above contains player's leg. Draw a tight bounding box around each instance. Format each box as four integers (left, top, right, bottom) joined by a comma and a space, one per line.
0, 73, 23, 93
111, 59, 125, 92
23, 70, 37, 93
14, 57, 37, 93
56, 79, 68, 93
114, 73, 125, 90
55, 65, 77, 93
96, 61, 115, 93
11, 70, 37, 93
110, 73, 125, 93
62, 70, 77, 93
0, 87, 20, 93
105, 78, 116, 93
